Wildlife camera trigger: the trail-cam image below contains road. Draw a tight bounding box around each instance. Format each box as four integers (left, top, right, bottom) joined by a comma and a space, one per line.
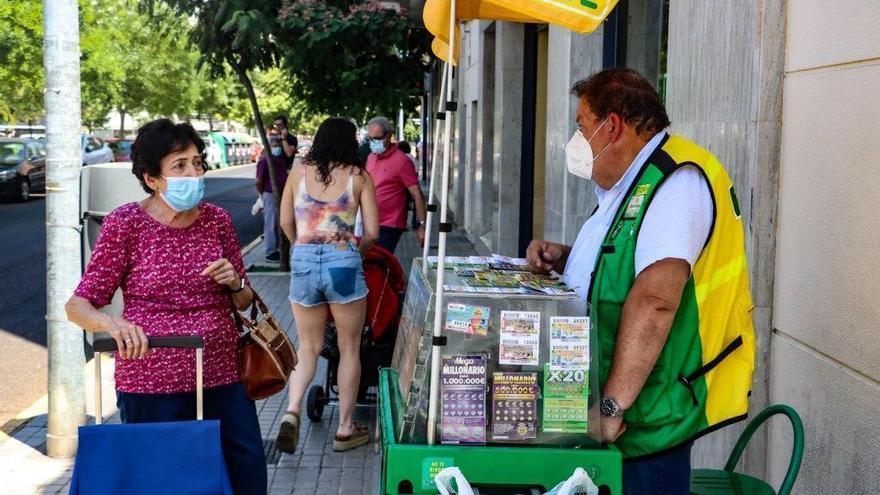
0, 164, 261, 432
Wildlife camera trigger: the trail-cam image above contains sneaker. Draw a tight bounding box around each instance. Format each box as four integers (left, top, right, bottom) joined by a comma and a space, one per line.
333, 422, 370, 452
276, 411, 300, 454
265, 251, 281, 263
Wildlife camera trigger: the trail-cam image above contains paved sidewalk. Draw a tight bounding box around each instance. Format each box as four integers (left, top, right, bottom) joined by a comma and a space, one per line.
0, 225, 477, 494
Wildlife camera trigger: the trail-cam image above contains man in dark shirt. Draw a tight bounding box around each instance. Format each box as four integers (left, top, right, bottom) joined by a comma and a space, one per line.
273, 115, 298, 169
256, 135, 290, 262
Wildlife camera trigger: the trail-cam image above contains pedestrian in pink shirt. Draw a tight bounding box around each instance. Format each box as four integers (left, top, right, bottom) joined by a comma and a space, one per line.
65, 119, 266, 495
364, 116, 427, 253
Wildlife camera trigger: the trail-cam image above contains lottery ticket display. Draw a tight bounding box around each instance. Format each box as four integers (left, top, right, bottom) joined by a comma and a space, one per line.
440, 355, 488, 444
392, 258, 601, 447
491, 372, 538, 442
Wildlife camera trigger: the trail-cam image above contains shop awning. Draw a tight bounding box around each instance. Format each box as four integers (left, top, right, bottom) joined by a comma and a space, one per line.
423, 0, 619, 62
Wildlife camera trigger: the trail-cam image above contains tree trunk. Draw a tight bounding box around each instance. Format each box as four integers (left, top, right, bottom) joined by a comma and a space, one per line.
118, 108, 126, 137
228, 54, 290, 272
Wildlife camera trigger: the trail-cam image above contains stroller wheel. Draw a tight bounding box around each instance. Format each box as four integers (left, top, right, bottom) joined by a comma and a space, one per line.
306, 385, 325, 422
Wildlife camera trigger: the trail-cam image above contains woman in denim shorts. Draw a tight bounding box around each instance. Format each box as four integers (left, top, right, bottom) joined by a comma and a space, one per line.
277, 118, 379, 453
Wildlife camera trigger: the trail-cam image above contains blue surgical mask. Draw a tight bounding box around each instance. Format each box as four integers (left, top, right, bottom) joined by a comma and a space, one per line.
369, 139, 386, 155
271, 147, 283, 157
160, 176, 205, 212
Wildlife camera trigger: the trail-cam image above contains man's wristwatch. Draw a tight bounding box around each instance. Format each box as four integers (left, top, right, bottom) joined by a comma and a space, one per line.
600, 396, 626, 418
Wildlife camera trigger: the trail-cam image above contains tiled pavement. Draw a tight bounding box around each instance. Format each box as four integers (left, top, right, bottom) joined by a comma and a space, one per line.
0, 224, 478, 494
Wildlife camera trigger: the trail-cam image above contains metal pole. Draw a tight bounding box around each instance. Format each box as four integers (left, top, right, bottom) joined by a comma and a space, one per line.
421, 62, 449, 270
426, 2, 457, 445
398, 107, 405, 142
44, 0, 86, 458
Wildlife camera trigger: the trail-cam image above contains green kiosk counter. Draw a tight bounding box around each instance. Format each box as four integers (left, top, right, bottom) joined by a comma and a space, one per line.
379, 258, 622, 494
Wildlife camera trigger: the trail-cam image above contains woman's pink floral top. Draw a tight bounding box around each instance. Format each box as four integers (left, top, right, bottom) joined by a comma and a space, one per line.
74, 202, 248, 393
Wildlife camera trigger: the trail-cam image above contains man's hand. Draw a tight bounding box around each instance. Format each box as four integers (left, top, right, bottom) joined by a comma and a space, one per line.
600, 416, 627, 443
417, 224, 426, 246
526, 240, 566, 272
279, 126, 288, 139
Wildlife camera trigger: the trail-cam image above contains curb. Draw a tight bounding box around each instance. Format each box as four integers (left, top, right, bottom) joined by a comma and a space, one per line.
241, 235, 263, 256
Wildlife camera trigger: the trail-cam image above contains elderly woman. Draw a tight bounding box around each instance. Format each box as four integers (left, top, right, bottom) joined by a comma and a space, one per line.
65, 119, 266, 494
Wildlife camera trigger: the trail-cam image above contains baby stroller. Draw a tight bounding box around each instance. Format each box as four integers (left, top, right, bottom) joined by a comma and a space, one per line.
305, 244, 407, 421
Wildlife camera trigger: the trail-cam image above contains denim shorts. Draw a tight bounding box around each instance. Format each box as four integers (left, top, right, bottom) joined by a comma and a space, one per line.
288, 242, 368, 307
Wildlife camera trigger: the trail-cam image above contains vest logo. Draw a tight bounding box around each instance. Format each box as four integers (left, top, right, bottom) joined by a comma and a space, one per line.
623, 193, 645, 219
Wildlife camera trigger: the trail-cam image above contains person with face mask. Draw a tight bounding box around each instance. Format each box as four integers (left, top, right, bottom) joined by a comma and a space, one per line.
65, 119, 267, 495
364, 116, 427, 253
256, 134, 291, 263
526, 69, 756, 495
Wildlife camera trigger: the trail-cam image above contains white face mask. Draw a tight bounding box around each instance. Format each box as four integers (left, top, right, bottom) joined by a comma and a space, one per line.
565, 117, 610, 180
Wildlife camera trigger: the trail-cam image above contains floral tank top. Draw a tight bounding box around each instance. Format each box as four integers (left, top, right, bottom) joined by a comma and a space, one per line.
294, 164, 358, 244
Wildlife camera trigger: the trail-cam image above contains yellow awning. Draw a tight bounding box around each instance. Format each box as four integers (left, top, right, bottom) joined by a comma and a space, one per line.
424, 0, 619, 63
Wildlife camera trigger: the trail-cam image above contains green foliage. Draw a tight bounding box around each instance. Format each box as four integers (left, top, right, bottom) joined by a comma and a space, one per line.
0, 0, 229, 130
233, 68, 326, 134
0, 1, 45, 122
153, 0, 283, 77
79, 1, 204, 130
276, 0, 431, 122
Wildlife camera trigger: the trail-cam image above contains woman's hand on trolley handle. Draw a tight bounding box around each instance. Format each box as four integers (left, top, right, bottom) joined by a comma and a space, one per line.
104, 315, 150, 359
64, 296, 149, 359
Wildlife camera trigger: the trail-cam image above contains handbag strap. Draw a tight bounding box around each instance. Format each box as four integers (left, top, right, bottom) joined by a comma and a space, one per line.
231, 289, 279, 336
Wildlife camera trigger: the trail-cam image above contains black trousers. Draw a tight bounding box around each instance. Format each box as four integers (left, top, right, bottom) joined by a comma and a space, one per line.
377, 226, 406, 254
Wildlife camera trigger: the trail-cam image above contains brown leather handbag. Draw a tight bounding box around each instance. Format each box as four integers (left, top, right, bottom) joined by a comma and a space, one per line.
232, 291, 297, 400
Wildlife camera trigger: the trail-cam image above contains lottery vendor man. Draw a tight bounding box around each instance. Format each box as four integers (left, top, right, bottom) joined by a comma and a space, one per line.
526, 68, 756, 495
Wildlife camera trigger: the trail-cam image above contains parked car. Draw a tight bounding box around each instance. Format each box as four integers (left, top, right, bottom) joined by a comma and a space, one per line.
105, 137, 134, 162
81, 134, 114, 165
0, 138, 47, 202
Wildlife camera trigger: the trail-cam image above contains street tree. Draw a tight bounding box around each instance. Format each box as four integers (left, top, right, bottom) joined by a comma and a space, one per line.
150, 0, 290, 269
276, 0, 431, 123
0, 1, 44, 123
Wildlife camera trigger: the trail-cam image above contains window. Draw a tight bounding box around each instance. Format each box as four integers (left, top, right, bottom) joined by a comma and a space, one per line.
86, 137, 101, 152
603, 0, 670, 98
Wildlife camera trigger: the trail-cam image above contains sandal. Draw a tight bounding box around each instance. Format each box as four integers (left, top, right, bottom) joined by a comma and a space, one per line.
333, 422, 370, 452
276, 411, 300, 454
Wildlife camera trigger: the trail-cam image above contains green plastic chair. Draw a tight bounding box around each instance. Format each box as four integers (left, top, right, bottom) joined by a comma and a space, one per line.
690, 404, 804, 495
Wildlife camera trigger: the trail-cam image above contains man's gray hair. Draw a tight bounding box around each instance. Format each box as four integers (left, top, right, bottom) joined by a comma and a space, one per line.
368, 116, 393, 135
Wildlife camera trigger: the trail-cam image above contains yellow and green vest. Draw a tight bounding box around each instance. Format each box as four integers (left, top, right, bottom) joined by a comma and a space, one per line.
588, 134, 756, 458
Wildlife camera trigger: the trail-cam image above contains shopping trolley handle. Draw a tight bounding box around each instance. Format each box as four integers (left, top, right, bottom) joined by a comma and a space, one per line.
93, 336, 204, 353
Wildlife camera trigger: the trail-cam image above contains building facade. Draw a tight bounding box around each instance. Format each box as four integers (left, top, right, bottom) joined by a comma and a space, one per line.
425, 0, 880, 491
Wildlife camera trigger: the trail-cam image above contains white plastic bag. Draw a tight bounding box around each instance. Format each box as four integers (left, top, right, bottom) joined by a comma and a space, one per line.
434, 467, 475, 495
543, 468, 599, 495
251, 195, 263, 216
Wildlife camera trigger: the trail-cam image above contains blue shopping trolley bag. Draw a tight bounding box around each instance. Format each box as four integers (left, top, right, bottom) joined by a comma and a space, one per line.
69, 336, 233, 495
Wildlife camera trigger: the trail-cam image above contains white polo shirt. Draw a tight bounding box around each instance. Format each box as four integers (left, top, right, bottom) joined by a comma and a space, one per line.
560, 132, 713, 313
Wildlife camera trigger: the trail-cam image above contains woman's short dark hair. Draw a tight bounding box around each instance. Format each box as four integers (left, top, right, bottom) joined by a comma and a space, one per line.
130, 119, 206, 194
570, 68, 670, 138
304, 117, 362, 186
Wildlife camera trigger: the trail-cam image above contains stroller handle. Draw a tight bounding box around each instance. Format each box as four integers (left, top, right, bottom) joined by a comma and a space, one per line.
93, 336, 204, 353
